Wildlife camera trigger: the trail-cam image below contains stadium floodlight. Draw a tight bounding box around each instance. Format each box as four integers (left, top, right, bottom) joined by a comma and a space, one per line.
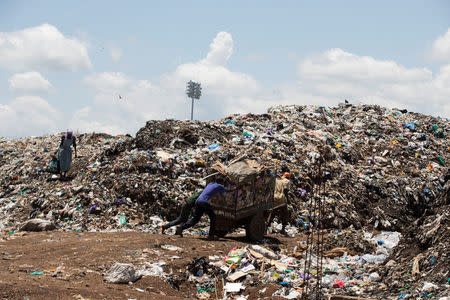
186, 80, 202, 120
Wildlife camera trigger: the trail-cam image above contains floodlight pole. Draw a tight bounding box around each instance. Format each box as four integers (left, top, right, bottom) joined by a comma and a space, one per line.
186, 80, 201, 121
191, 97, 194, 121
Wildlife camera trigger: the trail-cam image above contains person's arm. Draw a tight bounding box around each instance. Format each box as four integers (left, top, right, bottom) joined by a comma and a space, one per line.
56, 136, 64, 155
218, 184, 228, 193
73, 136, 77, 157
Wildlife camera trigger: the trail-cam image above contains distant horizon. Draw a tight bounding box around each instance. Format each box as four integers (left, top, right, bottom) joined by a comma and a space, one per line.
1, 1, 450, 138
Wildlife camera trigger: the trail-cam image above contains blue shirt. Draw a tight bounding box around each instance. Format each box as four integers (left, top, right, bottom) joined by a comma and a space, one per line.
196, 183, 227, 204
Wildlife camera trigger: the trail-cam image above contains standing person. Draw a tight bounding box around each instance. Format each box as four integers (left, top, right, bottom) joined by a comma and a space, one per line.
176, 182, 227, 240
58, 129, 77, 179
160, 191, 201, 234
269, 172, 291, 235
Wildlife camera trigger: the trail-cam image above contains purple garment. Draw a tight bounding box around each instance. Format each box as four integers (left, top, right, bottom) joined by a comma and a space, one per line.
196, 183, 227, 204
65, 129, 73, 140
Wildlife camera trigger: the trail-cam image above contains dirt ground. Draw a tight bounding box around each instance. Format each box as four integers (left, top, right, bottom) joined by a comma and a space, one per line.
0, 231, 300, 300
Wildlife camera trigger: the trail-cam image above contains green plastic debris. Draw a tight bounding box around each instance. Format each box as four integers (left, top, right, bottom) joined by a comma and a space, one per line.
438, 156, 445, 166
197, 287, 214, 292
28, 271, 43, 275
119, 216, 127, 225
225, 255, 243, 264
19, 189, 29, 195
241, 132, 252, 137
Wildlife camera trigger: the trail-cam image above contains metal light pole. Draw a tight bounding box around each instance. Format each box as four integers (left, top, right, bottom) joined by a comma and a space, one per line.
186, 80, 202, 120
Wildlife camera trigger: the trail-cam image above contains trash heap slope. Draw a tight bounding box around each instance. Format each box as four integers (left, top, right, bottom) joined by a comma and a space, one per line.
379, 175, 449, 298
0, 103, 448, 235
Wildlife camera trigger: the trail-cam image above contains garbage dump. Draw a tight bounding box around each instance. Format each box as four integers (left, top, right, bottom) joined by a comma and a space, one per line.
0, 103, 449, 298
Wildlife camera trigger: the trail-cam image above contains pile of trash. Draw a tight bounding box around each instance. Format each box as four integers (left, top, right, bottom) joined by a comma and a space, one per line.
0, 102, 449, 298
378, 180, 449, 299
183, 232, 417, 299
1, 103, 448, 232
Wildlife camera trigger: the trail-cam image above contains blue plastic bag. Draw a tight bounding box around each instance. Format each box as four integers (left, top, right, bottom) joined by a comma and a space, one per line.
47, 157, 60, 173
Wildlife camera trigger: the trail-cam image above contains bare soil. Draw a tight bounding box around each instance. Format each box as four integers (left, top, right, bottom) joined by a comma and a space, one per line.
0, 231, 299, 300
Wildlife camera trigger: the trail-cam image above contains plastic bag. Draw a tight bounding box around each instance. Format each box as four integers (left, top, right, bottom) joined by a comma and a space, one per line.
47, 157, 60, 174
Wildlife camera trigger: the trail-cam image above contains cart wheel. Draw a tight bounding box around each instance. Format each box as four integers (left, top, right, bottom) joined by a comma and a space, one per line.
245, 210, 266, 241
215, 230, 228, 238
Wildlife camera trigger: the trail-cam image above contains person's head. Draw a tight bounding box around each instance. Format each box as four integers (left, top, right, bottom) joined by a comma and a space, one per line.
215, 177, 226, 185
65, 129, 73, 139
282, 172, 290, 179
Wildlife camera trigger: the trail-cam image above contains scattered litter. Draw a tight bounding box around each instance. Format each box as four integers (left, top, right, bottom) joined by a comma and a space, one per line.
28, 271, 43, 276
224, 282, 245, 292
161, 245, 183, 252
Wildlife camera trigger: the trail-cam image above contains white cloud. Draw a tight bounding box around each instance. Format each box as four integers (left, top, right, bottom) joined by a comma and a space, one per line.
84, 72, 131, 93
0, 23, 92, 72
203, 31, 233, 66
300, 48, 431, 82
70, 32, 450, 137
5, 29, 449, 138
0, 96, 60, 138
431, 28, 450, 63
73, 32, 265, 135
74, 72, 168, 135
71, 106, 126, 135
110, 46, 123, 63
297, 48, 450, 117
9, 71, 52, 93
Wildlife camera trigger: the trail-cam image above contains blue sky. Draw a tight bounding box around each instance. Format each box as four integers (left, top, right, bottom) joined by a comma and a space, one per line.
1, 1, 449, 137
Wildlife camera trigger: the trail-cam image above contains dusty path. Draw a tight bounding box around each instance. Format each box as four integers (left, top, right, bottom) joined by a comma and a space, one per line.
0, 231, 298, 299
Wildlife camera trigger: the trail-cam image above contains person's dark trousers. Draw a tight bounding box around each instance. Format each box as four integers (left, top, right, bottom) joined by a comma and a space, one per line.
268, 205, 289, 231
181, 202, 216, 237
162, 203, 192, 230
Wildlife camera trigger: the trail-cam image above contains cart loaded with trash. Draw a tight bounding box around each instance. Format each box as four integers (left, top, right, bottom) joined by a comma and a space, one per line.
207, 158, 278, 241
